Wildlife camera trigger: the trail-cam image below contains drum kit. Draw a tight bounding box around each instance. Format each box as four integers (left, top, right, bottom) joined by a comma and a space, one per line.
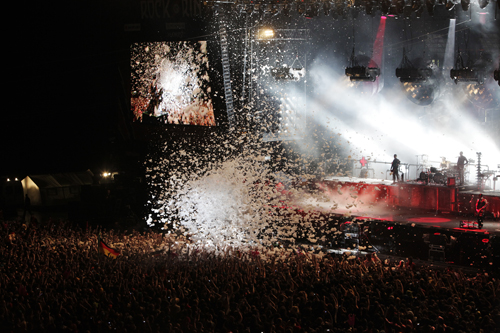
419, 165, 458, 185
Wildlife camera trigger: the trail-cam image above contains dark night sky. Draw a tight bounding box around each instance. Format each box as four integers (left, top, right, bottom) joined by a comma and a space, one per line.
4, 2, 131, 176
4, 1, 218, 177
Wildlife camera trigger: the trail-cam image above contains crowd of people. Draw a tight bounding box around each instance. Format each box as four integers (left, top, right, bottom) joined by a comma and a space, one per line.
1, 218, 499, 333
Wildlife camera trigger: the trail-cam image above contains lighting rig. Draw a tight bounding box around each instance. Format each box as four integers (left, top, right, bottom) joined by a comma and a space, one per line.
395, 48, 432, 82
203, 0, 492, 19
377, 0, 406, 17
345, 48, 380, 82
450, 52, 486, 84
205, 0, 492, 17
271, 55, 306, 81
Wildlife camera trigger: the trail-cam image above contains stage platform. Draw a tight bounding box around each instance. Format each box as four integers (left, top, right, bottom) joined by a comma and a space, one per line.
352, 208, 499, 235
293, 177, 500, 271
319, 176, 500, 230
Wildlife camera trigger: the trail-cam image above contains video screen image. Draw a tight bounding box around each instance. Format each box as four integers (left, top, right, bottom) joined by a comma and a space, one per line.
131, 41, 216, 126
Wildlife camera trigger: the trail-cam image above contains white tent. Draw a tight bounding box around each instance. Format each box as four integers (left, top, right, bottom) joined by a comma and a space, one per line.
21, 170, 94, 206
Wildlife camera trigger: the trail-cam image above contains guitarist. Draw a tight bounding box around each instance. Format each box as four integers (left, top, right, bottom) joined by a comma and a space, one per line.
475, 194, 488, 229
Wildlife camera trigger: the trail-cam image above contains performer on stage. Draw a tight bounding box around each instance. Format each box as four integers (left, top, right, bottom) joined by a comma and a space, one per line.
391, 154, 401, 184
457, 151, 468, 185
475, 194, 488, 229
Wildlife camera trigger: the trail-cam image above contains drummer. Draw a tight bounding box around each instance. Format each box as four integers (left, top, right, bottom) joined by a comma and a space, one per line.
440, 157, 449, 169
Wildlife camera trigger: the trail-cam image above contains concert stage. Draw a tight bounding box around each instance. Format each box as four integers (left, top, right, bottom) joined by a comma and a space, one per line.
319, 176, 500, 229
302, 177, 500, 271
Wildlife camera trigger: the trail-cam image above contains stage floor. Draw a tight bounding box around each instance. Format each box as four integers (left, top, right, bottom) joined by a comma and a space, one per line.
352, 207, 499, 235
293, 176, 500, 271
323, 176, 500, 196
305, 176, 500, 235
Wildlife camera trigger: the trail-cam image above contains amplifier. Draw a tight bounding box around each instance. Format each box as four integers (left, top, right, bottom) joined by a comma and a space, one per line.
447, 177, 456, 186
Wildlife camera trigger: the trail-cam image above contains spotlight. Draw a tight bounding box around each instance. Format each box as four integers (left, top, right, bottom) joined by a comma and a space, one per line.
257, 28, 275, 40
345, 66, 381, 82
396, 49, 432, 82
346, 48, 380, 82
396, 68, 432, 82
450, 53, 486, 84
450, 68, 485, 84
494, 69, 499, 86
402, 81, 439, 105
464, 83, 494, 108
397, 49, 439, 105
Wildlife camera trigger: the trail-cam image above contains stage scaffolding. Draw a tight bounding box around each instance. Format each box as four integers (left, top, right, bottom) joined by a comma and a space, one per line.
242, 26, 310, 141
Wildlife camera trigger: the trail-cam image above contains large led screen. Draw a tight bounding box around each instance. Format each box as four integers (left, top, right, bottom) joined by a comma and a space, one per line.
131, 41, 216, 126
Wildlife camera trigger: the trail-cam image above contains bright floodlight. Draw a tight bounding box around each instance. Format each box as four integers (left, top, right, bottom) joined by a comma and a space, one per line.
259, 28, 275, 39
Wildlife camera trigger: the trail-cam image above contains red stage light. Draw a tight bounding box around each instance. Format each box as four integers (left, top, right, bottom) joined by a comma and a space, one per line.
387, 226, 394, 230
482, 239, 489, 243
408, 217, 451, 223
